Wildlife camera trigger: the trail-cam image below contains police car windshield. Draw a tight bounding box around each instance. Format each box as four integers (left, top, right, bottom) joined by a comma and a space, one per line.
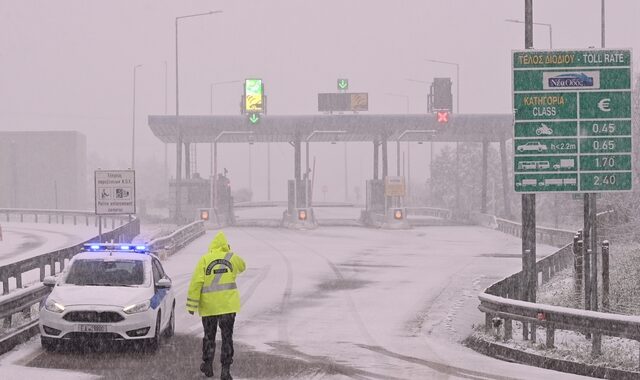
64, 259, 145, 286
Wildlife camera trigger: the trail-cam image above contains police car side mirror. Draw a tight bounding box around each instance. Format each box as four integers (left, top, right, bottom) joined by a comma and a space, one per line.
156, 278, 171, 289
43, 276, 57, 287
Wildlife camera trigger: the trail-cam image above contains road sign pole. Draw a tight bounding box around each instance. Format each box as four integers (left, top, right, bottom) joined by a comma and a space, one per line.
521, 1, 537, 342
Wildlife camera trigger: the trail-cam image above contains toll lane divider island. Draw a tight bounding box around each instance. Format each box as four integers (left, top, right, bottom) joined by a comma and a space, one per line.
512, 49, 632, 193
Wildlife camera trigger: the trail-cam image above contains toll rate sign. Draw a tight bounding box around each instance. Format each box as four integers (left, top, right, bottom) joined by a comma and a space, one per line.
512, 49, 632, 193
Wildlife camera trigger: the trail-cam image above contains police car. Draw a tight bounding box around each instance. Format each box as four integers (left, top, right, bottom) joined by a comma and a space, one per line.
39, 244, 175, 351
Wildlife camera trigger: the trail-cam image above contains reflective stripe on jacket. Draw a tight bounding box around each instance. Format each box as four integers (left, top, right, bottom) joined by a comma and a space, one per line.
187, 231, 246, 316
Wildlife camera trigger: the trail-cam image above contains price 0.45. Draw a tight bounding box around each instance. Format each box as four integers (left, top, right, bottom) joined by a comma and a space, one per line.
592, 123, 616, 134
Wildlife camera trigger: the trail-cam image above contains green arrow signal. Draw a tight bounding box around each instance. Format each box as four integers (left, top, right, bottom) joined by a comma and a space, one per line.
337, 79, 348, 90
248, 113, 260, 124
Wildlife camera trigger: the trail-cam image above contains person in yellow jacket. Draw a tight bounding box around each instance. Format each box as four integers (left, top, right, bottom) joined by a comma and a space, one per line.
187, 231, 246, 379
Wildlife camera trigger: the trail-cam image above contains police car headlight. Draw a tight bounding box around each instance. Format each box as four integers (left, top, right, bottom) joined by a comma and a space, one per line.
122, 300, 151, 314
45, 298, 65, 313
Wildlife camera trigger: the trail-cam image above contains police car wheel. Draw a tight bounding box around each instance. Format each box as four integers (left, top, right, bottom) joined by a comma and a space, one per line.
164, 303, 175, 338
41, 337, 58, 352
145, 311, 161, 352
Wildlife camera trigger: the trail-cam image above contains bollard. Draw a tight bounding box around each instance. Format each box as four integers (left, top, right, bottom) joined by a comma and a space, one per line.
602, 241, 610, 312
73, 215, 77, 225
546, 325, 555, 348
504, 318, 513, 340
485, 313, 492, 334
1, 277, 8, 295
592, 333, 602, 357
34, 214, 38, 223
575, 240, 583, 306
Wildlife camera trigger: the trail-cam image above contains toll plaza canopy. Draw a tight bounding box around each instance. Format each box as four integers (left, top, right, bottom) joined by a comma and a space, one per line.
148, 114, 514, 143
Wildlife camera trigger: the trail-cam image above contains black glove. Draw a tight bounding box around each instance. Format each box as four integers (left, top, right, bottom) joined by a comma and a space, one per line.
188, 310, 194, 315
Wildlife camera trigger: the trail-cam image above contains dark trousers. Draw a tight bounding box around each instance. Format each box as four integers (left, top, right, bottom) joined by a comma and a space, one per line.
202, 313, 236, 367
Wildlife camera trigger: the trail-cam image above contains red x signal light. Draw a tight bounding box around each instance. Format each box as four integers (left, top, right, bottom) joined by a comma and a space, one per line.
436, 111, 450, 123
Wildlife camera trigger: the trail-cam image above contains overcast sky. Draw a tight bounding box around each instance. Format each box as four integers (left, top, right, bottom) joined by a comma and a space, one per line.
1, 1, 638, 200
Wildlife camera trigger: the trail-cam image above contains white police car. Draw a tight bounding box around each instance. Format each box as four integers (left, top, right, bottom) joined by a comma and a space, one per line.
39, 244, 175, 351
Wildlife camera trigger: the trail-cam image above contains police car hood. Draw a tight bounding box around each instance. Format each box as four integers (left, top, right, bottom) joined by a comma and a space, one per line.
51, 285, 150, 307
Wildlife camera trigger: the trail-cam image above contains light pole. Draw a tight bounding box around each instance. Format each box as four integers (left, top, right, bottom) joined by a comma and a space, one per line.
174, 10, 221, 223
505, 18, 553, 49
131, 64, 142, 170
212, 131, 254, 210
385, 93, 411, 181
209, 79, 241, 184
396, 130, 436, 205
305, 131, 347, 207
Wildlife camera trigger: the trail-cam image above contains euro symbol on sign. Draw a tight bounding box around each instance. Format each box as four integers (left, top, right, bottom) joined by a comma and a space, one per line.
597, 98, 611, 112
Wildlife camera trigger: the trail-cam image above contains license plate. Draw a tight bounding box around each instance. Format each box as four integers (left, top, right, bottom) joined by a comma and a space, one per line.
77, 324, 107, 333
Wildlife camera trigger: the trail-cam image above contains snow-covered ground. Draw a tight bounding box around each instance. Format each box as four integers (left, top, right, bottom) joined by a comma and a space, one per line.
0, 222, 106, 266
0, 225, 595, 379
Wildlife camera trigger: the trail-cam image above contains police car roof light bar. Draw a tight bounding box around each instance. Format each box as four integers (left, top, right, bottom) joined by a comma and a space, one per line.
83, 243, 148, 253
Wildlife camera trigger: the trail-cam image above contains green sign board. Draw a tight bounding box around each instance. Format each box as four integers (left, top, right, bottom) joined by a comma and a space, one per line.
513, 49, 633, 193
244, 79, 263, 113
337, 78, 349, 91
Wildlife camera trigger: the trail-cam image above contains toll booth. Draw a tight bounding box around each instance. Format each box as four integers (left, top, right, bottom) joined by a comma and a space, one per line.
283, 179, 316, 228
213, 174, 235, 225
361, 178, 409, 229
169, 174, 234, 225
365, 179, 385, 213
169, 177, 210, 223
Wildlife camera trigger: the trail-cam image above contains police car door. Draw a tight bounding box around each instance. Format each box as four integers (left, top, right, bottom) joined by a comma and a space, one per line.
151, 258, 168, 328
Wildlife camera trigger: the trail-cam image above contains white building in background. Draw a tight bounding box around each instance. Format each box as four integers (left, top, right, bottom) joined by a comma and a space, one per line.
0, 131, 87, 210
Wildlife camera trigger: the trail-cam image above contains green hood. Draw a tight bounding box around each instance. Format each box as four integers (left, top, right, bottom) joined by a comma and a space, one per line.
208, 231, 230, 253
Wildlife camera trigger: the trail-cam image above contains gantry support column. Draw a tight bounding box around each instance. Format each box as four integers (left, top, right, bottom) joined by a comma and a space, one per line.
373, 140, 379, 180
294, 139, 302, 181
481, 139, 489, 213
184, 142, 191, 180
381, 135, 388, 179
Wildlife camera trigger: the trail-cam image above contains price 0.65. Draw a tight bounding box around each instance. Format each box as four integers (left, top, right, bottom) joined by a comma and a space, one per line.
592, 140, 616, 151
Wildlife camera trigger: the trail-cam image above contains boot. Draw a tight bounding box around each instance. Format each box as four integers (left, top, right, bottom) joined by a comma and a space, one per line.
220, 365, 232, 380
200, 361, 214, 378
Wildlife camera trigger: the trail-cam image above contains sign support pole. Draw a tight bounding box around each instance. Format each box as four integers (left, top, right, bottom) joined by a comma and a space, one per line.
520, 0, 537, 341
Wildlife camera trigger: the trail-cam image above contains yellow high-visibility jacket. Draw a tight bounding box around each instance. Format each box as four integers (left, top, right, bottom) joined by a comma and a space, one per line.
187, 231, 246, 316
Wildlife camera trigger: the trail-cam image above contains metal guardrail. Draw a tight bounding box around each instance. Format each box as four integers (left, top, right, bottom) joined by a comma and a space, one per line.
405, 207, 452, 219
477, 210, 640, 367
0, 208, 128, 229
495, 217, 576, 247
147, 220, 206, 259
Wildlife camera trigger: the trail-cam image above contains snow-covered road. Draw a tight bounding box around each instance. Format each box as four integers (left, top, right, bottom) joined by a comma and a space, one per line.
3, 225, 591, 379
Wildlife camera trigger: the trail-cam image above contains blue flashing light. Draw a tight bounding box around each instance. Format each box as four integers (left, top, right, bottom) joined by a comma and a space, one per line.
83, 243, 148, 253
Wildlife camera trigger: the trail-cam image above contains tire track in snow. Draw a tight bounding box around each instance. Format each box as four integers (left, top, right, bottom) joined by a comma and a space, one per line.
270, 229, 379, 347
234, 228, 294, 345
